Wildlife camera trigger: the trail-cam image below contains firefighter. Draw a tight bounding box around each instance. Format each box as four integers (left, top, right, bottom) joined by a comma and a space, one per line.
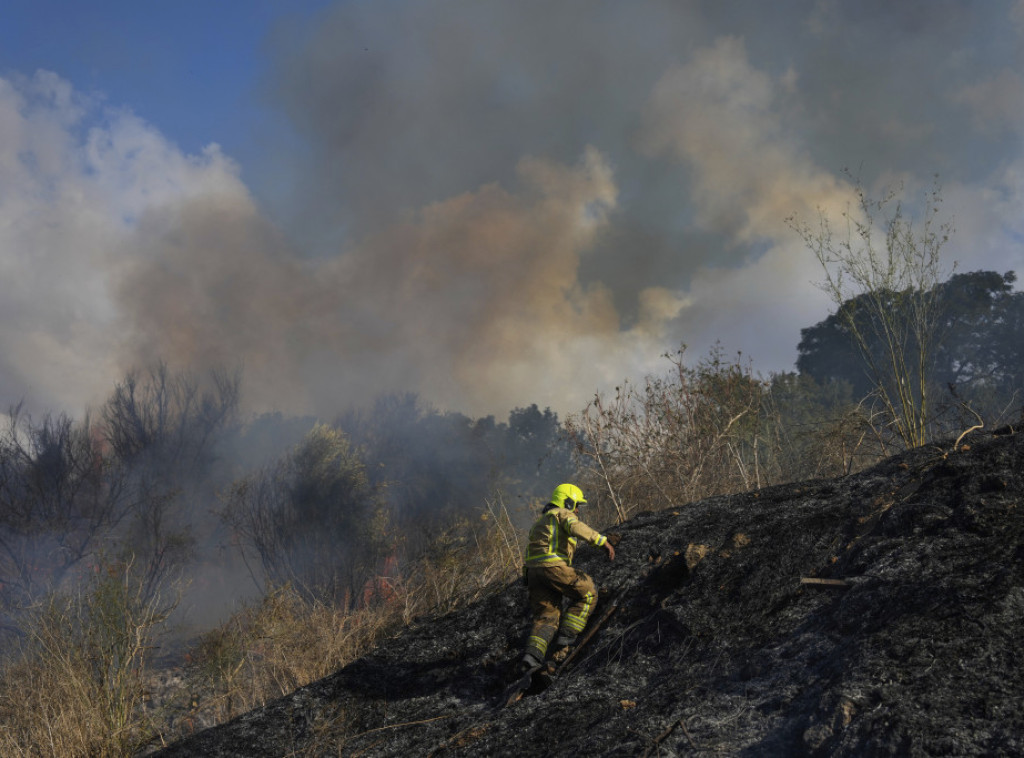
520, 483, 615, 671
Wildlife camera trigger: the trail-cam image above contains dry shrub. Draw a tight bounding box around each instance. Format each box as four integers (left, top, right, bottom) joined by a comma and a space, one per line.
0, 562, 172, 757
760, 373, 889, 480
566, 347, 885, 523
789, 176, 952, 449
395, 493, 525, 615
221, 423, 389, 609
566, 347, 768, 521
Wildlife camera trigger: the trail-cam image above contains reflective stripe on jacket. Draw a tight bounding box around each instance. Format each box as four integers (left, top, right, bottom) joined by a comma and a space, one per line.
524, 505, 607, 568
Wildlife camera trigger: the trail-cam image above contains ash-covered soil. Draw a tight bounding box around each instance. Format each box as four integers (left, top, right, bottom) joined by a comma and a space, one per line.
154, 428, 1024, 757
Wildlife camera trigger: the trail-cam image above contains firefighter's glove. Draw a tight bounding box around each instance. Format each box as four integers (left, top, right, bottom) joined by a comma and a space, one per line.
606, 533, 622, 547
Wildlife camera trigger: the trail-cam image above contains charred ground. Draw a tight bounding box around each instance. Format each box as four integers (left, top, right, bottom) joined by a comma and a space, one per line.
155, 427, 1024, 756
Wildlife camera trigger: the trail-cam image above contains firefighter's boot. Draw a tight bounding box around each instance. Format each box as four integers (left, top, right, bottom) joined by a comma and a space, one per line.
550, 632, 577, 663
519, 651, 542, 674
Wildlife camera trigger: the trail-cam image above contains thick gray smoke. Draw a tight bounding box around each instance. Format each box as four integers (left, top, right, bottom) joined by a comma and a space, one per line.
1, 1, 1023, 419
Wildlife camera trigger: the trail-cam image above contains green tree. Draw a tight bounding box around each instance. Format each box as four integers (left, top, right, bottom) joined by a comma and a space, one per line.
797, 269, 1024, 431
932, 270, 1024, 402
223, 424, 386, 606
501, 404, 573, 496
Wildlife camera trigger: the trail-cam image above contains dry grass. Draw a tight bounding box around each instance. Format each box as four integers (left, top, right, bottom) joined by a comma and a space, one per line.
0, 336, 968, 757
566, 348, 772, 523
183, 586, 398, 726
0, 493, 524, 753
0, 563, 172, 757
167, 493, 525, 743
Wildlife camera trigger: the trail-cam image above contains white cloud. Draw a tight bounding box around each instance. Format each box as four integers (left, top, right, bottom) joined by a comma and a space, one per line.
7, 20, 1024, 422
0, 71, 252, 413
943, 163, 1024, 278
634, 35, 1024, 375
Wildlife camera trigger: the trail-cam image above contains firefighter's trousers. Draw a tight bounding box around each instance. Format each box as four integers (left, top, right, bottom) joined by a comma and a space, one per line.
524, 564, 597, 662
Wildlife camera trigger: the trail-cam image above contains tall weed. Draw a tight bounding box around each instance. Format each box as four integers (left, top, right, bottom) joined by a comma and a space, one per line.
0, 561, 173, 757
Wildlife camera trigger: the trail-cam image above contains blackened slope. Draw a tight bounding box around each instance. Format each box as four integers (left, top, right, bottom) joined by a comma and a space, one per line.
155, 428, 1024, 757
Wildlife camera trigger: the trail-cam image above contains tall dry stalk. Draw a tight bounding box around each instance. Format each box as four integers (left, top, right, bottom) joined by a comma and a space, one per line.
789, 178, 953, 448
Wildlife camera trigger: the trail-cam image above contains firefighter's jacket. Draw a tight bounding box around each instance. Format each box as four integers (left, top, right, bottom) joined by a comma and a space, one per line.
524, 504, 608, 568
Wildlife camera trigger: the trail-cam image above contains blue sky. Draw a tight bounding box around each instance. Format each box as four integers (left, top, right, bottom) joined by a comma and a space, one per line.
0, 1, 330, 154
1, 1, 1023, 418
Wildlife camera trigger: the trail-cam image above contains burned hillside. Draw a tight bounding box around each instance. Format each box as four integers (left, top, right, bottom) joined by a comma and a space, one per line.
155, 426, 1024, 757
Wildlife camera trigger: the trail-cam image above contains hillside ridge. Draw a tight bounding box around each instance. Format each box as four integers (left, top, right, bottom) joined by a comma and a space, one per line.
155, 427, 1024, 756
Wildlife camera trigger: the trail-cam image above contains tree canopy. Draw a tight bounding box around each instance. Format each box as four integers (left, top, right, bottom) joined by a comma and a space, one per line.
797, 270, 1024, 417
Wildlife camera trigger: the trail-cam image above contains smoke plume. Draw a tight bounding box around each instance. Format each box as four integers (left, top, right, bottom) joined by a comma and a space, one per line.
2, 1, 1024, 419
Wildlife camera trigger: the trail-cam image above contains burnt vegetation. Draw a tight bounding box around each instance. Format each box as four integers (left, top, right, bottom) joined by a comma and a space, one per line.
153, 426, 1024, 757
1, 262, 1023, 755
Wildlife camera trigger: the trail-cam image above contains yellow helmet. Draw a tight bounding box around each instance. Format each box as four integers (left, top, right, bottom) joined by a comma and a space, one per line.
550, 483, 586, 511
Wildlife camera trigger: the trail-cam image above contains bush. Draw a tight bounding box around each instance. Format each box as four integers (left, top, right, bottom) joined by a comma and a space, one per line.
0, 560, 174, 757
566, 346, 768, 520
222, 424, 387, 606
565, 347, 886, 522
